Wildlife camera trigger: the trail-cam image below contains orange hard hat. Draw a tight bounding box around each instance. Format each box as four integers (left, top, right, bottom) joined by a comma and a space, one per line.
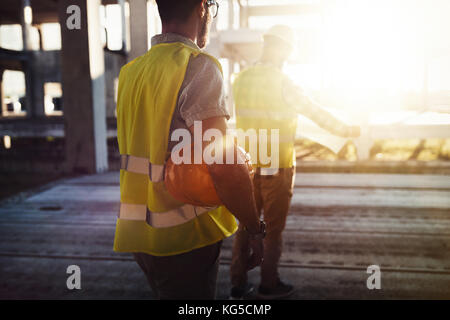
164, 144, 254, 207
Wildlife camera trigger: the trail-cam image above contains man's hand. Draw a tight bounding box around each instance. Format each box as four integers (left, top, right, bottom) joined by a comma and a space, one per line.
347, 125, 361, 138
247, 236, 264, 270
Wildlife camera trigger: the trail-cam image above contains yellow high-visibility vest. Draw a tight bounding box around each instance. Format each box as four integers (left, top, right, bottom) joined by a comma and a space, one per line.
233, 65, 298, 168
114, 42, 237, 256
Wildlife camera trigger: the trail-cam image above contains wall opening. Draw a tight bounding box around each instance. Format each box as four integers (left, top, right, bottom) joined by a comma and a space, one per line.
44, 82, 63, 116
2, 70, 26, 117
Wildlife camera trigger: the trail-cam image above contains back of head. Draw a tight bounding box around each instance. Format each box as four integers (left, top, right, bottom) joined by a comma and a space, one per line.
264, 25, 295, 48
262, 24, 295, 65
155, 0, 203, 24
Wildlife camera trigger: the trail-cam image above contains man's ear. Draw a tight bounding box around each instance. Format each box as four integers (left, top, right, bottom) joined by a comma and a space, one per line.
197, 0, 207, 18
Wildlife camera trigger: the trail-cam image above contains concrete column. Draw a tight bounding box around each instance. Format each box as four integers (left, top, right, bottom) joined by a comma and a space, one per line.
239, 2, 248, 28
59, 0, 108, 173
354, 114, 373, 161
22, 61, 34, 115
118, 0, 128, 52
0, 69, 4, 117
30, 53, 46, 117
36, 25, 44, 50
21, 0, 33, 51
20, 1, 46, 118
128, 0, 148, 61
21, 0, 36, 116
228, 0, 235, 30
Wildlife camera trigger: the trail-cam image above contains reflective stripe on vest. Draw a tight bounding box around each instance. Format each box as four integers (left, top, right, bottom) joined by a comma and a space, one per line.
257, 168, 279, 176
120, 154, 165, 182
118, 203, 215, 228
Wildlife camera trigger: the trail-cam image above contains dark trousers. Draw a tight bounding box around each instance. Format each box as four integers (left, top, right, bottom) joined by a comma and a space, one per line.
231, 167, 295, 288
133, 241, 222, 299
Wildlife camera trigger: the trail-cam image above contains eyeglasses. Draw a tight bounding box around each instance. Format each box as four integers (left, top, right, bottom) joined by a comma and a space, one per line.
206, 0, 219, 19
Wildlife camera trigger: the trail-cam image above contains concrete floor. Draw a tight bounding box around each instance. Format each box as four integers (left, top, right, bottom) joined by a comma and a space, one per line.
0, 172, 449, 299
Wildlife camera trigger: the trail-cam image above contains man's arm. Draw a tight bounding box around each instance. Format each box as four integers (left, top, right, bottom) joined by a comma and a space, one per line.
179, 55, 262, 269
283, 79, 360, 138
188, 117, 263, 270
179, 54, 260, 231
188, 117, 260, 233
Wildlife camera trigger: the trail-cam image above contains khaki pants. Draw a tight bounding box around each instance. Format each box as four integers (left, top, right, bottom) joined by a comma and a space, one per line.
134, 241, 222, 299
231, 167, 295, 288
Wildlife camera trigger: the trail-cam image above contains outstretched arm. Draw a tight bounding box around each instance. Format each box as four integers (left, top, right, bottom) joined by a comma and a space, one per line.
283, 79, 360, 138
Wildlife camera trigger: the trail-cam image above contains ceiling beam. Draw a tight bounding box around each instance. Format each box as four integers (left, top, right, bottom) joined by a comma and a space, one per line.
247, 4, 322, 17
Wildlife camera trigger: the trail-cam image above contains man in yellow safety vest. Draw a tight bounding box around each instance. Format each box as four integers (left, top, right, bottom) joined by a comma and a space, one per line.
114, 0, 264, 299
230, 25, 361, 299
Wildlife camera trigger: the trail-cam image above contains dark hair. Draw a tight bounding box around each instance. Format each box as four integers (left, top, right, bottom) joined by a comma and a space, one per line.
155, 0, 203, 23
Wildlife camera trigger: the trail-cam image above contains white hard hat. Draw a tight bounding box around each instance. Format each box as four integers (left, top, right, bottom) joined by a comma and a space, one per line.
263, 25, 295, 48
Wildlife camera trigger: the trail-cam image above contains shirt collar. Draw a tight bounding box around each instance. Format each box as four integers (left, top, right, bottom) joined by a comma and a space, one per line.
151, 33, 200, 50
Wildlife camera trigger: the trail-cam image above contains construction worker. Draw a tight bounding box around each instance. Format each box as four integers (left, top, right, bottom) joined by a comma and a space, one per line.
114, 0, 264, 299
230, 25, 361, 299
